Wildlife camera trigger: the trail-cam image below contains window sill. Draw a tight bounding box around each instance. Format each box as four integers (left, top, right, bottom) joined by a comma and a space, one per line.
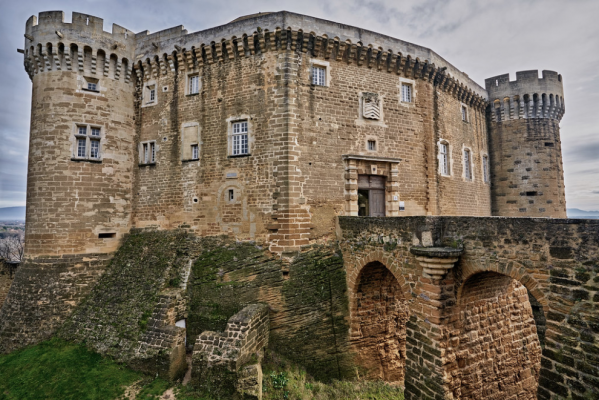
182, 158, 199, 163
186, 93, 200, 97
82, 88, 100, 93
71, 157, 102, 163
228, 154, 251, 158
139, 162, 156, 167
440, 173, 452, 178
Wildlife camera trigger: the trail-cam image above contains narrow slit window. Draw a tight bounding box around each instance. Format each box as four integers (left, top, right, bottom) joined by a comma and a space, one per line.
464, 149, 472, 180
312, 65, 326, 86
191, 144, 199, 160
440, 143, 449, 175
150, 142, 155, 163
461, 105, 468, 122
228, 189, 234, 201
483, 155, 489, 183
401, 83, 412, 103
231, 121, 249, 155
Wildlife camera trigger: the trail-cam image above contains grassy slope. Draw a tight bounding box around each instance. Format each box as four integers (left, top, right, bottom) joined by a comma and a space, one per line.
0, 339, 403, 400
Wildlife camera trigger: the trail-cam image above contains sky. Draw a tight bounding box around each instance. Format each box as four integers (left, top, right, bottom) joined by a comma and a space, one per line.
1, 0, 598, 210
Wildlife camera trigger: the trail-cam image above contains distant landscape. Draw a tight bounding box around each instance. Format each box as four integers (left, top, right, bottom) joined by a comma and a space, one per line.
0, 206, 598, 221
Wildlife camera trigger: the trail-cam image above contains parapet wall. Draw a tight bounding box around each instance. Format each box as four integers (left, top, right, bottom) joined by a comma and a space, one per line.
485, 70, 564, 121
24, 11, 135, 81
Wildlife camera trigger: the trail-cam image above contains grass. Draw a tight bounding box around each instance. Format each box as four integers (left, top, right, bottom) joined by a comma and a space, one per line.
0, 339, 403, 400
0, 338, 162, 400
261, 352, 404, 400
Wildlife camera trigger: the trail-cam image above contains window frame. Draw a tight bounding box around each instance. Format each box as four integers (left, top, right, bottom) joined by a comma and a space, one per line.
367, 140, 377, 151
187, 73, 200, 95
231, 121, 249, 156
83, 77, 100, 93
399, 77, 416, 105
309, 59, 331, 87
227, 117, 252, 158
482, 154, 490, 183
72, 123, 103, 162
438, 140, 451, 176
139, 140, 157, 165
142, 81, 157, 107
463, 147, 473, 181
461, 103, 469, 122
191, 144, 199, 160
181, 122, 201, 162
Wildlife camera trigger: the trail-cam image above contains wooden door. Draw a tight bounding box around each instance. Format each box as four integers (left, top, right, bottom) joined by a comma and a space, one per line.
370, 190, 385, 217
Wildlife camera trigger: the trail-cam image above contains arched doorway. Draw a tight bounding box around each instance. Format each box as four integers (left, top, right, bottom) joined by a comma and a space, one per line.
354, 261, 408, 383
456, 272, 541, 399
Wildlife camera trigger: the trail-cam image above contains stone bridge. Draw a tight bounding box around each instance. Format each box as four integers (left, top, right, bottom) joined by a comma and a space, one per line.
337, 216, 599, 400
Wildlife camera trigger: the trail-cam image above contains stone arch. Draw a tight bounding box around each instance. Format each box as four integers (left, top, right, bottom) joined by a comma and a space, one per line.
454, 271, 542, 400
350, 258, 409, 384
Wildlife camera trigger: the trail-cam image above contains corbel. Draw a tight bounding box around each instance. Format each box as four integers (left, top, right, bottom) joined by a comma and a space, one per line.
248, 35, 256, 56
379, 51, 388, 71
356, 44, 366, 66
313, 35, 323, 57
387, 53, 397, 73
336, 40, 346, 62
115, 59, 122, 80
347, 43, 357, 64
290, 30, 299, 52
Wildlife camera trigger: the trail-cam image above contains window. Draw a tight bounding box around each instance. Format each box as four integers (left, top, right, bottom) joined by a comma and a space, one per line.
84, 77, 99, 92
367, 140, 376, 151
188, 75, 199, 94
464, 149, 472, 180
181, 123, 200, 161
440, 142, 449, 175
312, 65, 326, 86
74, 124, 102, 161
228, 189, 234, 201
461, 105, 468, 122
401, 83, 412, 103
483, 155, 489, 183
140, 141, 156, 164
231, 121, 249, 156
144, 84, 156, 105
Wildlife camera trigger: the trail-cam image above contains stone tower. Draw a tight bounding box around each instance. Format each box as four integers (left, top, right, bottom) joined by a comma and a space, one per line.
485, 70, 566, 218
22, 11, 136, 257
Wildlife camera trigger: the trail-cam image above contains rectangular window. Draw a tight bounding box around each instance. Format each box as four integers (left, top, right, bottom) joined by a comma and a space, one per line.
140, 141, 156, 164
483, 155, 489, 183
191, 144, 199, 160
87, 82, 97, 91
461, 105, 468, 122
90, 140, 100, 159
401, 84, 412, 103
143, 143, 148, 163
232, 121, 249, 155
367, 140, 376, 151
189, 75, 199, 94
150, 142, 155, 163
440, 143, 449, 175
312, 65, 326, 86
228, 189, 234, 201
464, 150, 472, 180
78, 126, 87, 136
150, 88, 155, 102
77, 138, 87, 157
91, 127, 100, 137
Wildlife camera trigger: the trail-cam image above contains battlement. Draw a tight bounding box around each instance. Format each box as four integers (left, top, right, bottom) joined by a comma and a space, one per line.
23, 11, 136, 82
485, 70, 565, 121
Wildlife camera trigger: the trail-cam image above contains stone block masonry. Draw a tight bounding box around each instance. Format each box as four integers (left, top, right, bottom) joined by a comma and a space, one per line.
0, 260, 18, 308
192, 304, 269, 399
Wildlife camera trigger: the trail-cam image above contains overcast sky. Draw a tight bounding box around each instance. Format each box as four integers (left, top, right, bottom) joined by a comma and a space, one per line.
1, 0, 598, 210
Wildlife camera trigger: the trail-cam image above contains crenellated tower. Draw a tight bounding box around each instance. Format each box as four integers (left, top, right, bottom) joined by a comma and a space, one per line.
485, 70, 566, 218
22, 11, 136, 256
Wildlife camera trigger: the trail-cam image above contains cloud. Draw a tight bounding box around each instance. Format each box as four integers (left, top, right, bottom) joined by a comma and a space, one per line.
592, 190, 599, 194
1, 0, 599, 211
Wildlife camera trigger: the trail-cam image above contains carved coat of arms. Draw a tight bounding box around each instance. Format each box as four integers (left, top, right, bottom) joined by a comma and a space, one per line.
362, 92, 381, 120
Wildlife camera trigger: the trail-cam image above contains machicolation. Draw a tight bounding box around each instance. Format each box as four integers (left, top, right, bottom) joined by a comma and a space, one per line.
1, 9, 597, 400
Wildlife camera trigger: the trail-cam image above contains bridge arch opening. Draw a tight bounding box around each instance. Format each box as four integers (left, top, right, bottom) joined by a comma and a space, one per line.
455, 272, 541, 400
353, 261, 408, 384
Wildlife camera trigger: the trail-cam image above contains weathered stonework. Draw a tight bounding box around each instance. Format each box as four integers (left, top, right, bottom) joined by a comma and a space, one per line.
192, 304, 269, 399
0, 260, 18, 308
2, 8, 589, 400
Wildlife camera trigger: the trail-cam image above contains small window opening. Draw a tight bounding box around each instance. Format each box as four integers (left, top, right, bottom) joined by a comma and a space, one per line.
150, 88, 155, 102
461, 105, 468, 122
86, 17, 89, 26
367, 140, 376, 151
495, 79, 498, 86
440, 142, 449, 175
526, 191, 538, 196
191, 144, 199, 160
193, 197, 199, 203
189, 75, 200, 94
98, 232, 116, 239
401, 83, 412, 103
312, 65, 326, 86
464, 149, 472, 180
228, 189, 234, 201
483, 155, 489, 183
545, 142, 554, 147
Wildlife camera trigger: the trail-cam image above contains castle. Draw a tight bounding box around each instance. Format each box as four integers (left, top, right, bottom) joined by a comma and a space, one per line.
1, 11, 597, 400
